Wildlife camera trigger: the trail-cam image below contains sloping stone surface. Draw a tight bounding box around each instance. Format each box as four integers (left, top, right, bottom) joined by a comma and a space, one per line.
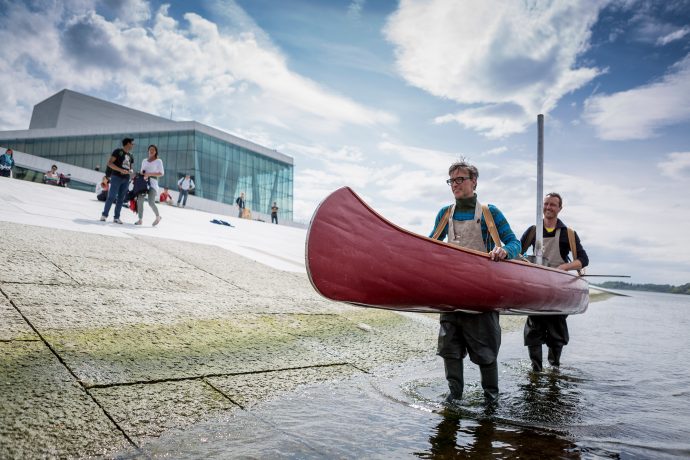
0, 295, 36, 341
0, 341, 129, 458
91, 380, 237, 443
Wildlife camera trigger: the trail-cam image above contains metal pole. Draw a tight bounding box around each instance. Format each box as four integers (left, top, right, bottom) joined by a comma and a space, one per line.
535, 114, 544, 265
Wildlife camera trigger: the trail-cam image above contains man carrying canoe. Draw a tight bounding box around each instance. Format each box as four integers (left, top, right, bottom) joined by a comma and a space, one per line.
430, 159, 521, 404
520, 192, 589, 371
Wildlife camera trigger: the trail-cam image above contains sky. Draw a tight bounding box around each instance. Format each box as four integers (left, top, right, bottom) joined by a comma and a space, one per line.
0, 0, 689, 284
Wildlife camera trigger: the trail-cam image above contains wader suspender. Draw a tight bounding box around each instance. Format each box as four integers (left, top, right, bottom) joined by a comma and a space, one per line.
431, 205, 503, 250
431, 207, 453, 240
481, 205, 502, 248
567, 227, 583, 276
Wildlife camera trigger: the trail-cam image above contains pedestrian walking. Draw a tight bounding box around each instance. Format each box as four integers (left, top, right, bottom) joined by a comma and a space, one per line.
101, 138, 135, 224
135, 145, 164, 226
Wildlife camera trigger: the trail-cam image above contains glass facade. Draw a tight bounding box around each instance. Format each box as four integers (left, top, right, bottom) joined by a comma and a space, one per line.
0, 130, 293, 220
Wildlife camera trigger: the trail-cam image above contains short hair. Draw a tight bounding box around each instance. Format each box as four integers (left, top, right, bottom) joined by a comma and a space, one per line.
545, 192, 563, 207
448, 158, 479, 180
5, 148, 12, 154
51, 164, 57, 169
148, 144, 158, 158
122, 137, 134, 147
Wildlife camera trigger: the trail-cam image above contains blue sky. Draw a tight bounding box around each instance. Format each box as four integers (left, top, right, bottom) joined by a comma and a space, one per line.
1, 0, 689, 284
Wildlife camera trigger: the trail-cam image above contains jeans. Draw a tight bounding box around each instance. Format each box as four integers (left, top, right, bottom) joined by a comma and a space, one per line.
102, 174, 129, 220
177, 189, 189, 206
272, 214, 278, 224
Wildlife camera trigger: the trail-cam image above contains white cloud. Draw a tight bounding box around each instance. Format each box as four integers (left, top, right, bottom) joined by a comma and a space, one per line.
658, 152, 690, 179
482, 146, 508, 156
656, 26, 690, 46
0, 1, 395, 135
384, 0, 605, 137
378, 140, 462, 173
584, 54, 690, 140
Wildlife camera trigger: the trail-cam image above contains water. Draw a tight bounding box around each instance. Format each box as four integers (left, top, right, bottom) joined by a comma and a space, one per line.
123, 291, 690, 459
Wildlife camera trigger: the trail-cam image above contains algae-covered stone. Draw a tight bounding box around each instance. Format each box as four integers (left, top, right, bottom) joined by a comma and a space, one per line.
206, 364, 357, 408
0, 295, 36, 341
265, 313, 436, 372
0, 341, 130, 458
40, 315, 346, 386
91, 380, 238, 444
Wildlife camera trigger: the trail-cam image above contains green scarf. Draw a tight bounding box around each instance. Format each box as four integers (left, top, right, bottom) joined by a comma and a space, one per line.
455, 194, 477, 211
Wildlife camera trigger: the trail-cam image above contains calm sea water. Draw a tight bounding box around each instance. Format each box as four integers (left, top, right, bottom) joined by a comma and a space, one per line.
124, 291, 690, 459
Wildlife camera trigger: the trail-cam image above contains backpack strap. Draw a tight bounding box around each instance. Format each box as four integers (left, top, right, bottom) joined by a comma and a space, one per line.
481, 204, 502, 248
431, 206, 453, 240
566, 227, 584, 276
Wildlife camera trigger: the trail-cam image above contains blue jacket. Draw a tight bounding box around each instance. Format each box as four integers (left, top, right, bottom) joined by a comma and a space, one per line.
430, 203, 521, 260
0, 153, 14, 170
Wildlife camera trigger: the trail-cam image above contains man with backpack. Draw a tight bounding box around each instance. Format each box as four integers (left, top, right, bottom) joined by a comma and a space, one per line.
520, 192, 589, 371
100, 138, 134, 224
177, 174, 195, 207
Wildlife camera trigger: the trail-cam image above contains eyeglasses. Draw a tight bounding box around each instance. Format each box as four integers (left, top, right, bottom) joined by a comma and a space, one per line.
446, 176, 471, 186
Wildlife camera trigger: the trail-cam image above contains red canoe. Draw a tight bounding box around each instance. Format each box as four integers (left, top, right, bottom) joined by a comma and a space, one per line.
305, 187, 589, 315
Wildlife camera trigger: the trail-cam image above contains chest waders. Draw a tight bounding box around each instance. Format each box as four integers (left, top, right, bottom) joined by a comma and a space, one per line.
525, 228, 569, 371
438, 202, 500, 404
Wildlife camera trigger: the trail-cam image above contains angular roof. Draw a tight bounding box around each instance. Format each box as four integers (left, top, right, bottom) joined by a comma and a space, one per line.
29, 89, 173, 130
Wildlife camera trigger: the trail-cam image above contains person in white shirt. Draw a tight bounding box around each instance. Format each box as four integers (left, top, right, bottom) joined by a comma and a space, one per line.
136, 144, 164, 226
177, 174, 195, 207
95, 176, 109, 201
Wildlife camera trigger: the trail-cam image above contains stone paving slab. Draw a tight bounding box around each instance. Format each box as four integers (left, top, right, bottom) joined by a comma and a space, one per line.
0, 341, 130, 458
44, 253, 229, 293
136, 236, 363, 313
136, 236, 319, 298
0, 249, 74, 285
1, 283, 343, 330
206, 364, 358, 409
267, 313, 436, 372
0, 294, 36, 341
340, 308, 439, 351
90, 380, 238, 444
0, 221, 184, 265
132, 409, 316, 459
40, 314, 346, 387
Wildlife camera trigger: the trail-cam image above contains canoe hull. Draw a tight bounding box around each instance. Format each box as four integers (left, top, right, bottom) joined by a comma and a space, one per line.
305, 187, 589, 315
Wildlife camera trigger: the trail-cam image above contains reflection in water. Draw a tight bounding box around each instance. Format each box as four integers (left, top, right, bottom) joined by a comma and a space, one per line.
509, 369, 583, 426
416, 406, 582, 459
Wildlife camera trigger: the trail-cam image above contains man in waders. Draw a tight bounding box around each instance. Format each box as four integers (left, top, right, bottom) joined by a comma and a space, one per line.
430, 159, 521, 404
520, 192, 589, 371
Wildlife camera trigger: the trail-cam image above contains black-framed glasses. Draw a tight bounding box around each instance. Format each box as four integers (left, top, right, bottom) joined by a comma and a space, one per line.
446, 176, 470, 186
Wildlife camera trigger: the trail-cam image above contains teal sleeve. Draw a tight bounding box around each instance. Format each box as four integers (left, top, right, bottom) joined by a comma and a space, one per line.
429, 206, 450, 240
488, 205, 521, 259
